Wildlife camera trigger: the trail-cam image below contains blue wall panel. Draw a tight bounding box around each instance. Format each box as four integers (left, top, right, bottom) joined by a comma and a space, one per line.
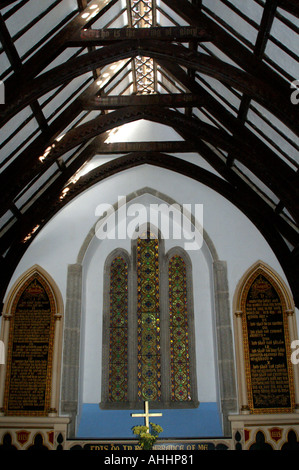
77, 403, 223, 439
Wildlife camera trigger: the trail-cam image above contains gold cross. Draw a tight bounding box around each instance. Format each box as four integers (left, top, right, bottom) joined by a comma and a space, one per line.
131, 401, 162, 432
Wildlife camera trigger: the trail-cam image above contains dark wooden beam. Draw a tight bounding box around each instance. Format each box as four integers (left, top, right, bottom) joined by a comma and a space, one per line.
30, 100, 49, 132
192, 0, 202, 7
95, 141, 198, 154
157, 59, 299, 223
3, 0, 119, 90
0, 106, 236, 217
0, 139, 98, 251
202, 145, 298, 247
77, 0, 88, 11
0, 12, 49, 131
0, 58, 132, 218
162, 0, 291, 94
0, 141, 98, 293
28, 106, 235, 163
0, 79, 102, 218
255, 0, 278, 58
278, 0, 299, 18
227, 0, 278, 167
2, 39, 298, 136
0, 152, 286, 255
84, 92, 204, 109
67, 25, 211, 46
1, 87, 298, 224
0, 12, 22, 70
0, 0, 20, 8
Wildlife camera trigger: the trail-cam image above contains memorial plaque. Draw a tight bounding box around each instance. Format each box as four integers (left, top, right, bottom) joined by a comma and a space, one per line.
4, 273, 55, 416
241, 270, 295, 413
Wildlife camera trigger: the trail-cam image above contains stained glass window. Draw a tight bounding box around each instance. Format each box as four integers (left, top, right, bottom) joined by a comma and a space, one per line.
137, 234, 161, 402
103, 238, 197, 409
108, 257, 128, 402
169, 256, 192, 402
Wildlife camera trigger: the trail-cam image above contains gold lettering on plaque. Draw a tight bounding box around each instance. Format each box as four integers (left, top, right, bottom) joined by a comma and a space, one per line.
241, 268, 295, 413
4, 273, 55, 416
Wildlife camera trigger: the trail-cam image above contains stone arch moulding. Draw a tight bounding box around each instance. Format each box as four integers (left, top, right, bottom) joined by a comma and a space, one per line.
233, 260, 299, 415
61, 187, 237, 437
0, 264, 64, 418
76, 187, 219, 265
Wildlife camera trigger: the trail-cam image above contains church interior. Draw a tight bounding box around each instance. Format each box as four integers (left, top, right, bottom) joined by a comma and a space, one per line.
0, 0, 298, 451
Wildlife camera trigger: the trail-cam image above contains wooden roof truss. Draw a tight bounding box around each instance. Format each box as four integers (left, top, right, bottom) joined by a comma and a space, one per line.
0, 0, 298, 307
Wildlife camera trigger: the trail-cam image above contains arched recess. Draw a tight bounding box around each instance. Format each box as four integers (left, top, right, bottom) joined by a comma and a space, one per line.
60, 187, 237, 437
0, 265, 64, 417
233, 261, 299, 415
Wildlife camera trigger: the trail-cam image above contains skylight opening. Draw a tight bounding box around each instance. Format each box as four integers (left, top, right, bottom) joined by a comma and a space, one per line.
129, 0, 156, 94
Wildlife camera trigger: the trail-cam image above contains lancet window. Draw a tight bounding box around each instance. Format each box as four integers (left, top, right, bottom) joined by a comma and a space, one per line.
102, 232, 197, 409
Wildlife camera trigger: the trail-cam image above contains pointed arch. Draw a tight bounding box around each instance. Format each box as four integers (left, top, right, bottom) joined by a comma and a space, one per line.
0, 266, 63, 417
233, 261, 298, 414
234, 261, 295, 314
63, 189, 236, 434
101, 249, 131, 407
2, 265, 64, 315
166, 247, 198, 405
